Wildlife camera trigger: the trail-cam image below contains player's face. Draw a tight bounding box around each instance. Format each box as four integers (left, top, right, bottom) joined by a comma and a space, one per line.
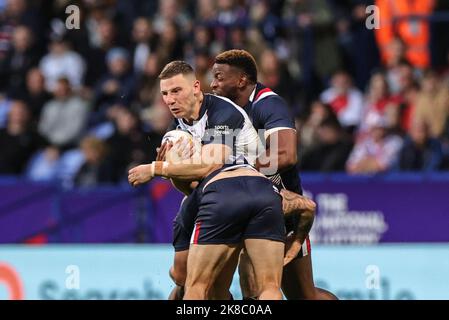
210, 63, 240, 102
160, 74, 200, 119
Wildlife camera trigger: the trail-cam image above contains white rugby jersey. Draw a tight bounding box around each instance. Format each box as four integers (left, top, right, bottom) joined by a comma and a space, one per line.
168, 93, 263, 166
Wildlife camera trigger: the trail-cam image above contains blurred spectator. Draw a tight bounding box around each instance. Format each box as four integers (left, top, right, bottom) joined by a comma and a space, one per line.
0, 0, 43, 59
285, 0, 342, 101
244, 26, 268, 62
8, 67, 51, 124
384, 38, 408, 94
384, 61, 419, 133
440, 108, 449, 169
300, 118, 353, 172
332, 1, 380, 90
0, 25, 40, 94
346, 113, 403, 174
227, 25, 247, 49
195, 0, 217, 24
153, 0, 191, 36
375, 0, 434, 69
259, 48, 297, 108
136, 53, 162, 109
92, 47, 135, 124
154, 21, 184, 66
130, 17, 158, 75
83, 18, 119, 87
358, 72, 393, 139
38, 78, 90, 150
25, 146, 61, 182
299, 100, 340, 151
140, 97, 173, 161
0, 100, 44, 174
74, 136, 115, 187
249, 0, 282, 46
413, 70, 449, 138
194, 48, 213, 94
39, 36, 86, 92
215, 0, 248, 29
0, 94, 11, 128
106, 107, 151, 182
320, 70, 364, 132
398, 120, 443, 171
186, 24, 222, 62
85, 2, 117, 49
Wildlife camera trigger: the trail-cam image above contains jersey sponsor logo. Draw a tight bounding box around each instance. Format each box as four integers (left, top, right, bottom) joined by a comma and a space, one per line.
213, 125, 230, 136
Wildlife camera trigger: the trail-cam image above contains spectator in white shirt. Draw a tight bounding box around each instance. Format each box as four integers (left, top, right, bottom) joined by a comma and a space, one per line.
320, 70, 364, 132
39, 36, 86, 92
346, 112, 403, 174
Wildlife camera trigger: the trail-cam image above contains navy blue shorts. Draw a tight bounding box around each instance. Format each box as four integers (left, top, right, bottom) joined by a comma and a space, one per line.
172, 191, 199, 252
190, 176, 285, 245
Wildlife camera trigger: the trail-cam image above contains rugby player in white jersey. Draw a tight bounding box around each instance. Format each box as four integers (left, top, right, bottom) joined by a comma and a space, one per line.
128, 61, 285, 299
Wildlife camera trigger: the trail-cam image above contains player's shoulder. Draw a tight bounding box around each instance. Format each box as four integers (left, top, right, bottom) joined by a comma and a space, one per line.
206, 93, 240, 111
253, 86, 287, 109
205, 94, 245, 121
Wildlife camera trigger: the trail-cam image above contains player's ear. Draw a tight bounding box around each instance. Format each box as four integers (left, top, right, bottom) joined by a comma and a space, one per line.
193, 79, 201, 95
238, 74, 248, 88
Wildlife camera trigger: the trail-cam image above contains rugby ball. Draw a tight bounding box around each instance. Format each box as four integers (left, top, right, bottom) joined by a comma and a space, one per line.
161, 130, 201, 163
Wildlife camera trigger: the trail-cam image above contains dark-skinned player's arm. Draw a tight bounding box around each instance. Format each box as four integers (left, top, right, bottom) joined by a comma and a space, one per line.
252, 97, 315, 261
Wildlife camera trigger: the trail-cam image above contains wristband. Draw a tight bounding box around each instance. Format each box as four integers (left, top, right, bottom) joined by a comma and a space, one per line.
153, 161, 169, 177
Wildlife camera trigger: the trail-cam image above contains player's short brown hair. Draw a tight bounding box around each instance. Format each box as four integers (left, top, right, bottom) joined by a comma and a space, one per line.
214, 49, 258, 83
158, 60, 195, 79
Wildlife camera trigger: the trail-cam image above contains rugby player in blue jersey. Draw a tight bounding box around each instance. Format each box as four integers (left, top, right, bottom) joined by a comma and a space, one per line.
210, 49, 337, 300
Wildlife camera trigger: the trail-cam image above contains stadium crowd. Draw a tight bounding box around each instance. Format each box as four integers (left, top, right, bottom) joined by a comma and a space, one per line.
1, 0, 449, 188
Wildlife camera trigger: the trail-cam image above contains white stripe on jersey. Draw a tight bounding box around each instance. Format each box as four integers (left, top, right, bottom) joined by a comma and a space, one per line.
264, 126, 297, 141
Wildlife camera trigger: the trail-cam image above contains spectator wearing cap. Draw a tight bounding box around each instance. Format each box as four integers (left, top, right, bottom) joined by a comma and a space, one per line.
346, 112, 403, 174
92, 47, 136, 125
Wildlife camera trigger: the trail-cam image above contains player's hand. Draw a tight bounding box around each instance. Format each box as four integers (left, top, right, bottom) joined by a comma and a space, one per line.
128, 164, 154, 187
280, 189, 316, 217
156, 141, 173, 161
171, 137, 195, 160
283, 232, 302, 266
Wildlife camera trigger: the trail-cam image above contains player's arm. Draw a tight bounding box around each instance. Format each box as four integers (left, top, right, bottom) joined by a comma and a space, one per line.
256, 128, 297, 175
128, 143, 230, 186
253, 96, 315, 251
252, 96, 298, 175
